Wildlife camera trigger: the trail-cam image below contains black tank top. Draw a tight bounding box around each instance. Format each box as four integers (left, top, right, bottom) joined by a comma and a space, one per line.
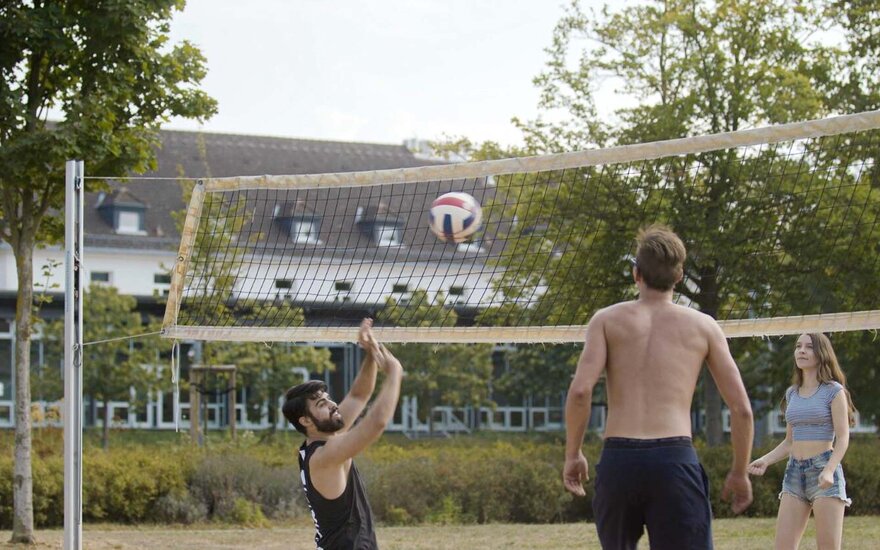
298, 440, 378, 550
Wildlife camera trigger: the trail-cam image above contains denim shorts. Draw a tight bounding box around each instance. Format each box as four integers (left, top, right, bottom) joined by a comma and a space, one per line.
780, 449, 851, 506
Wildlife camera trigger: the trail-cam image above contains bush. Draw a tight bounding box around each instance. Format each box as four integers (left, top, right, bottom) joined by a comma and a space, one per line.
229, 498, 270, 527
361, 441, 577, 525
152, 491, 208, 524
82, 448, 190, 523
188, 451, 304, 521
359, 436, 880, 524
1, 433, 878, 527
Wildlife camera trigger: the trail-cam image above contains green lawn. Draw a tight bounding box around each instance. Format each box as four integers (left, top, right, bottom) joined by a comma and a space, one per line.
3, 517, 879, 549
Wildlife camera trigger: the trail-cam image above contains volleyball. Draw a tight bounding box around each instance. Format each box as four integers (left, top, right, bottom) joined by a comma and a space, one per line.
429, 192, 482, 243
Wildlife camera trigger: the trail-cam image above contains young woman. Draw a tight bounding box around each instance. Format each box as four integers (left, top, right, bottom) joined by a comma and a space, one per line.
748, 333, 857, 550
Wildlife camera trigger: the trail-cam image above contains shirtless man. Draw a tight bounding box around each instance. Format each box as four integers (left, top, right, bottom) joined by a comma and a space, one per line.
563, 224, 754, 550
282, 318, 402, 549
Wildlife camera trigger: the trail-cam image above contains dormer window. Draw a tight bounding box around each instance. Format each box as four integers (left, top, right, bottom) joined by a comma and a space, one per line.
273, 202, 321, 245
355, 204, 403, 248
291, 218, 320, 244
116, 210, 145, 234
96, 187, 148, 236
375, 224, 402, 247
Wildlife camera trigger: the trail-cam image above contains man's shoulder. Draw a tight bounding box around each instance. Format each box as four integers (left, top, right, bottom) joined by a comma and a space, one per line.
302, 438, 331, 463
605, 301, 713, 323
597, 301, 637, 317
670, 303, 718, 328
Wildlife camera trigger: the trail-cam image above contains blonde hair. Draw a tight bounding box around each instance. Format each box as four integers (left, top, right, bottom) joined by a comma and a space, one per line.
781, 333, 857, 426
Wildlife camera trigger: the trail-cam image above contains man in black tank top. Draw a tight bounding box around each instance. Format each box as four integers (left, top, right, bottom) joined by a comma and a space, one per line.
282, 319, 403, 550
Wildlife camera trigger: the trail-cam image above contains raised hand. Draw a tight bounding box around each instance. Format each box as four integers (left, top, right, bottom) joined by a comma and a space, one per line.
375, 343, 402, 374
358, 318, 381, 356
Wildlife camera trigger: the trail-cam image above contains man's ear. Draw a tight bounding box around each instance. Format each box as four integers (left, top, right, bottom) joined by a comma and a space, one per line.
299, 415, 314, 431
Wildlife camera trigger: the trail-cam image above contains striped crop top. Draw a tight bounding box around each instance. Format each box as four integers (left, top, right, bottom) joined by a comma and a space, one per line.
785, 381, 843, 441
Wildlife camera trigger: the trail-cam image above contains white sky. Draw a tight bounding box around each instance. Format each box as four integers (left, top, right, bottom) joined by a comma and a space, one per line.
165, 0, 612, 147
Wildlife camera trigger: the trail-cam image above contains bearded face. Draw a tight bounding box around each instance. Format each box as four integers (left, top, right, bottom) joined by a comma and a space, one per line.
306, 405, 344, 433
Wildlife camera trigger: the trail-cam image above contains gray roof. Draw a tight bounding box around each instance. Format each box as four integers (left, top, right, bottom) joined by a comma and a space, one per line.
84, 129, 473, 254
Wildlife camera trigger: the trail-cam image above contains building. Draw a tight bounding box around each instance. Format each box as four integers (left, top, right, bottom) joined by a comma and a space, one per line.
0, 129, 567, 435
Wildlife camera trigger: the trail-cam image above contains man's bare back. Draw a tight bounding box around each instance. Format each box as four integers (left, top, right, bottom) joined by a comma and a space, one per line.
563, 224, 753, 534
601, 299, 712, 439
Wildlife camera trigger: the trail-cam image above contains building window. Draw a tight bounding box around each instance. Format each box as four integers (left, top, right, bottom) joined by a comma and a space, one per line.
375, 225, 402, 247
116, 210, 144, 234
154, 274, 172, 284
334, 281, 353, 292
275, 279, 293, 290
291, 220, 320, 244
91, 272, 111, 283
449, 286, 466, 296
392, 283, 409, 294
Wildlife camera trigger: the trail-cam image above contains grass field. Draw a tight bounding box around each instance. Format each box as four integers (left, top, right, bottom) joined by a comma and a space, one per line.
3, 517, 879, 549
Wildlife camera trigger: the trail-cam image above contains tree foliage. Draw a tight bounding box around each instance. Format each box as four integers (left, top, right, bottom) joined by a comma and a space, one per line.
211, 302, 336, 432
472, 0, 880, 443
378, 290, 495, 428
0, 0, 216, 541
47, 285, 161, 450
494, 344, 580, 402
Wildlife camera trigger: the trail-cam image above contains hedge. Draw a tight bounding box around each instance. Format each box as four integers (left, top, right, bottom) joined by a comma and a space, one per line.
1, 434, 878, 527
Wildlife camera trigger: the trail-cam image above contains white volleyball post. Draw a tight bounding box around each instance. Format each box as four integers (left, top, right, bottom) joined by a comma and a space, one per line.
63, 160, 84, 550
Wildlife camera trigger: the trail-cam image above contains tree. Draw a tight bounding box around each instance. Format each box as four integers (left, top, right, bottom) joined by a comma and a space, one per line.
485, 0, 880, 446
494, 344, 580, 404
0, 1, 216, 541
377, 290, 495, 433
46, 284, 160, 450
217, 303, 335, 434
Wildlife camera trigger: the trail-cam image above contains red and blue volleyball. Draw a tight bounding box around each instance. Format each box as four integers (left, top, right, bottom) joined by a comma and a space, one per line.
428, 192, 482, 243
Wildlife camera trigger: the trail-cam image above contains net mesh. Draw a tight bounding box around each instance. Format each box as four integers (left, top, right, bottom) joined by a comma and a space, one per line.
162, 111, 880, 343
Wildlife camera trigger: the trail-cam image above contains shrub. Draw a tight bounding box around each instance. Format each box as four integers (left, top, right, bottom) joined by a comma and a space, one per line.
361, 441, 575, 525
1, 433, 878, 528
229, 498, 270, 527
152, 491, 208, 524
188, 451, 304, 521
360, 436, 880, 524
82, 448, 190, 523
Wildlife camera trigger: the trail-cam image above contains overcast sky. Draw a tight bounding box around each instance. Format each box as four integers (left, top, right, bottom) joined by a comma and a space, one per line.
165, 0, 615, 147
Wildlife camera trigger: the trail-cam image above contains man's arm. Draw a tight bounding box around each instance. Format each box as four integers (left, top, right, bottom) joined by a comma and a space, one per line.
563, 311, 607, 496
705, 319, 754, 513
313, 345, 403, 467
336, 320, 379, 432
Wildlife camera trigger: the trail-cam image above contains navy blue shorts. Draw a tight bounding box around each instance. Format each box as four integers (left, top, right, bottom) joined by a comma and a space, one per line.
593, 437, 713, 550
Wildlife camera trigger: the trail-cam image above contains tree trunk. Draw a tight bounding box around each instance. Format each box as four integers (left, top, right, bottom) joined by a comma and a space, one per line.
11, 242, 35, 544
698, 268, 724, 447
103, 398, 111, 451
703, 376, 724, 446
